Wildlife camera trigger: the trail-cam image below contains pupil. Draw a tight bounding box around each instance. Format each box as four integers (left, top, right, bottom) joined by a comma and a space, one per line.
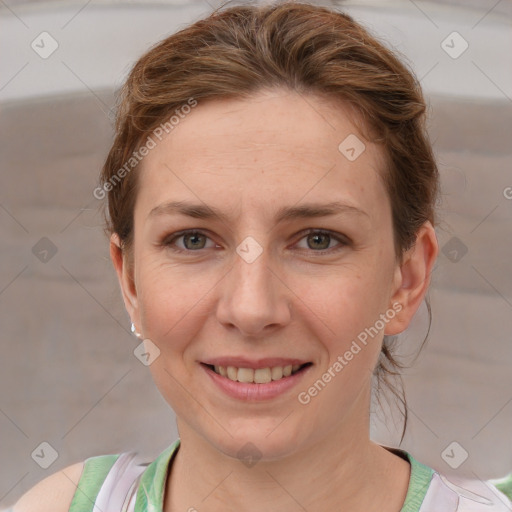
185, 233, 204, 249
310, 233, 329, 250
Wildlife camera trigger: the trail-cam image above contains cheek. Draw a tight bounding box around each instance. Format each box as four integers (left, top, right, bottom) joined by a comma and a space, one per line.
297, 268, 388, 334
136, 258, 215, 352
135, 262, 210, 408
296, 274, 388, 410
292, 270, 389, 388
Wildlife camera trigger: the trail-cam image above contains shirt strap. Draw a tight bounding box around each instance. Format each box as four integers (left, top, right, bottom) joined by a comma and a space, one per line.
134, 439, 181, 512
68, 453, 120, 512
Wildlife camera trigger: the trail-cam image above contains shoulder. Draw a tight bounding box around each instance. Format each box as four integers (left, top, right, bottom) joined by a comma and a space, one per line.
426, 471, 512, 511
9, 442, 179, 512
11, 461, 85, 512
397, 448, 512, 512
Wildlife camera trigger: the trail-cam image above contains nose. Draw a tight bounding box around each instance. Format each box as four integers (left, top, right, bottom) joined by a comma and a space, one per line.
215, 244, 292, 338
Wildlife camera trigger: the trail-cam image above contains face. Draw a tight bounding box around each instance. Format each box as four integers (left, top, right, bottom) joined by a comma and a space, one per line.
112, 88, 437, 460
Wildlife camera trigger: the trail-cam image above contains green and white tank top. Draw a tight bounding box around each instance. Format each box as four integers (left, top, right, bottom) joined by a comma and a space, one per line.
65, 439, 512, 512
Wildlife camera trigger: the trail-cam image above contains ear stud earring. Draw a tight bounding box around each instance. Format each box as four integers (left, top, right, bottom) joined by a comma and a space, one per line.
131, 322, 143, 339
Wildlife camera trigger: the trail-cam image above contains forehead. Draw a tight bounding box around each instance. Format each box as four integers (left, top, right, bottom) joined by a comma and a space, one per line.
135, 89, 388, 222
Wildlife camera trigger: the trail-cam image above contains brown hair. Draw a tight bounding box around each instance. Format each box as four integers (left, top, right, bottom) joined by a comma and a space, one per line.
100, 0, 440, 444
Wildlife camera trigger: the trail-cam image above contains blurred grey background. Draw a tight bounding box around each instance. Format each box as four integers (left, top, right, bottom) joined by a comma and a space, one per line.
1, 0, 511, 508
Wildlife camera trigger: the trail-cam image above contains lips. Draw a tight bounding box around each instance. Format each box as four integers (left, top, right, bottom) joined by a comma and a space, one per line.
201, 359, 313, 401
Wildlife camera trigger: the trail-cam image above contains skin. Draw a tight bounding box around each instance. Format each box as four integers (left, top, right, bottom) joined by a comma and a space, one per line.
111, 88, 439, 512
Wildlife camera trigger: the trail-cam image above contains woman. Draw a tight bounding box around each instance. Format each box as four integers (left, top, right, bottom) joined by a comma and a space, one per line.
11, 1, 512, 511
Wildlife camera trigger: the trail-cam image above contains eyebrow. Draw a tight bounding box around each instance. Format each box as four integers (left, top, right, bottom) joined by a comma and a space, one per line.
148, 200, 369, 223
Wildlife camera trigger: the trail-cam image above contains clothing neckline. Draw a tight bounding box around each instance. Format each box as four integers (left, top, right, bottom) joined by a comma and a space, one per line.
381, 444, 435, 512
134, 439, 434, 512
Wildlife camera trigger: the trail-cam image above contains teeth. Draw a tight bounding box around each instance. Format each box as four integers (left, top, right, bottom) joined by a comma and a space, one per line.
211, 363, 305, 383
227, 366, 237, 380
237, 367, 254, 383
254, 368, 272, 384
271, 366, 283, 380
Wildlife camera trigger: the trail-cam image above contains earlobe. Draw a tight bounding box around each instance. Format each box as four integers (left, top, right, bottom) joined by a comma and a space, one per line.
384, 222, 439, 335
109, 233, 138, 321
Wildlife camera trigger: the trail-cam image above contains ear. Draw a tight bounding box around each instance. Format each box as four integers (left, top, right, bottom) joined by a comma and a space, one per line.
110, 233, 139, 329
384, 221, 439, 335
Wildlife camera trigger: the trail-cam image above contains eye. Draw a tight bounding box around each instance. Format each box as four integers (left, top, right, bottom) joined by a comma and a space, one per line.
161, 228, 349, 254
294, 229, 348, 254
162, 230, 217, 252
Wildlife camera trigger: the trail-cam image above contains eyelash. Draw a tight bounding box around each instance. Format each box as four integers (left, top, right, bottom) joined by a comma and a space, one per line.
161, 229, 350, 255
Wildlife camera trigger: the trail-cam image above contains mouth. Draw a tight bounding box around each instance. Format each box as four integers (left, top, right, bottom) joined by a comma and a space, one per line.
201, 362, 313, 384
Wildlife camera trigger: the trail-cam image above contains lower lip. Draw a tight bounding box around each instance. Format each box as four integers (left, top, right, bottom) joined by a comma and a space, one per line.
201, 363, 311, 401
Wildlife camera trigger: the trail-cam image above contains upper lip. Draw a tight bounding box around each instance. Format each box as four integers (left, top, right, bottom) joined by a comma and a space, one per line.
201, 357, 311, 369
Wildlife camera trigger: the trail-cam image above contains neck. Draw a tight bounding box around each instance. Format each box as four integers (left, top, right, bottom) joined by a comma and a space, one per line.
164, 405, 410, 512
